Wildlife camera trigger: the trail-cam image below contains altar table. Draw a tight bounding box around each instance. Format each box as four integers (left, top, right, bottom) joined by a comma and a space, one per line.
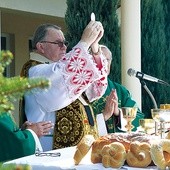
4, 146, 158, 170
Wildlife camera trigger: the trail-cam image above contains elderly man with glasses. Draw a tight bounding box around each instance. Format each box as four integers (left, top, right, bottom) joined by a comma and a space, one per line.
20, 21, 109, 151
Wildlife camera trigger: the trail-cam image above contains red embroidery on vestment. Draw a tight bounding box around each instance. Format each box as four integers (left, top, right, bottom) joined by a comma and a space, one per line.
67, 56, 87, 73
71, 70, 93, 85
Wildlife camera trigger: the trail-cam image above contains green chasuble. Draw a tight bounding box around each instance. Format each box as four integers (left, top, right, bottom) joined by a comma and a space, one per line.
0, 112, 35, 162
91, 78, 144, 133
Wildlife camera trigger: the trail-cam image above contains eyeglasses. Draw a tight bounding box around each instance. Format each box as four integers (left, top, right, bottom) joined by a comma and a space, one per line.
40, 40, 69, 48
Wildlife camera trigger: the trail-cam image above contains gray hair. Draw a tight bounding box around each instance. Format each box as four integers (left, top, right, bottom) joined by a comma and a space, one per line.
100, 45, 112, 61
32, 23, 61, 50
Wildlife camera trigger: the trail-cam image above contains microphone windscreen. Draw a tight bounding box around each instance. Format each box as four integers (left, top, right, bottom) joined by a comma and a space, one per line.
127, 68, 136, 76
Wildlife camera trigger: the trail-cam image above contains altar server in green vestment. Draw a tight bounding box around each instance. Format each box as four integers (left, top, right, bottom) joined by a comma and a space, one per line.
91, 45, 144, 133
0, 112, 53, 162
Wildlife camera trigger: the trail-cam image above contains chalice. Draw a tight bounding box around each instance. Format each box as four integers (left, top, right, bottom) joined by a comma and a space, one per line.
121, 107, 137, 133
139, 119, 155, 134
151, 109, 170, 138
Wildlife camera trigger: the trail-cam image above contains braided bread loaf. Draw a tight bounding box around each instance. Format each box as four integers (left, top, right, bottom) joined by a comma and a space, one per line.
126, 141, 152, 167
73, 132, 170, 169
101, 142, 126, 168
91, 132, 150, 163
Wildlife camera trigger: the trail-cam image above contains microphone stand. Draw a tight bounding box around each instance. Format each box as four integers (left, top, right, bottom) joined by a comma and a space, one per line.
139, 79, 158, 135
140, 79, 158, 109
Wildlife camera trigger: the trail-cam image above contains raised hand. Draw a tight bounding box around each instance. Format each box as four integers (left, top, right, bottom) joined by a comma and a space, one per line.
81, 21, 104, 48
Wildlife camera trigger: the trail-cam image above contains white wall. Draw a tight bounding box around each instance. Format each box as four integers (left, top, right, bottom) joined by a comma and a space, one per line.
0, 0, 67, 17
0, 0, 67, 124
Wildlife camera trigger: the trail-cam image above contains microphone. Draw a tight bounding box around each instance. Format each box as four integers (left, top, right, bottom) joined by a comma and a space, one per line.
127, 68, 170, 86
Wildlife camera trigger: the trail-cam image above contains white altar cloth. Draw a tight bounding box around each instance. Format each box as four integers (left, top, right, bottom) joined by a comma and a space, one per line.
4, 146, 158, 170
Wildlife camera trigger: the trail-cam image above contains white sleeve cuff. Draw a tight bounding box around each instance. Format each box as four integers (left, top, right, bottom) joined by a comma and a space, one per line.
77, 41, 89, 51
26, 129, 43, 152
96, 113, 108, 136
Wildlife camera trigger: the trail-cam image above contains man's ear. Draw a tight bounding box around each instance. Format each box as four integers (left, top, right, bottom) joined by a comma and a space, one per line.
36, 42, 44, 53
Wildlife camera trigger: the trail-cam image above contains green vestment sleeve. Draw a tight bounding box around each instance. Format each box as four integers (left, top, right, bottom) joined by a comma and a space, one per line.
91, 78, 145, 133
111, 80, 144, 131
0, 112, 36, 162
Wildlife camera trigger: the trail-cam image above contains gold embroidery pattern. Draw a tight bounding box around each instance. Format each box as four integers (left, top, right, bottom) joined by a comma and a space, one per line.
20, 60, 42, 77
91, 96, 107, 114
91, 96, 121, 115
53, 99, 99, 149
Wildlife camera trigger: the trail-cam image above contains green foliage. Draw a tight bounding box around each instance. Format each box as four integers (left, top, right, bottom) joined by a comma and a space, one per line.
0, 51, 50, 113
141, 0, 170, 117
162, 0, 170, 82
0, 163, 31, 170
0, 51, 13, 68
65, 0, 121, 83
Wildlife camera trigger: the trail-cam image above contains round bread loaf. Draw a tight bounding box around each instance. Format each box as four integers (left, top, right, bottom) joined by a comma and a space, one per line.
126, 141, 152, 167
